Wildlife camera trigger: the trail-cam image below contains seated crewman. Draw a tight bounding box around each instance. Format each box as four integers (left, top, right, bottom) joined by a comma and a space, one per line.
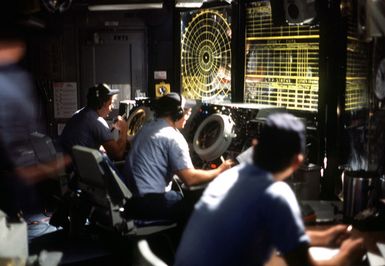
59, 83, 128, 161
175, 113, 364, 266
123, 92, 234, 222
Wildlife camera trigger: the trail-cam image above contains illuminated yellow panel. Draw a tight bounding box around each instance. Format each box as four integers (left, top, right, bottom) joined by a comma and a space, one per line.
244, 1, 320, 112
345, 4, 369, 111
180, 8, 232, 102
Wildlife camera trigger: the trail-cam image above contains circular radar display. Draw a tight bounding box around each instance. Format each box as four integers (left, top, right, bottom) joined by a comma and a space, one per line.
193, 114, 235, 162
181, 9, 231, 101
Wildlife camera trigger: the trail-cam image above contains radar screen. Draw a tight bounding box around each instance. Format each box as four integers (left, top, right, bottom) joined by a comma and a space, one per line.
193, 113, 235, 162
244, 1, 320, 112
195, 120, 222, 149
180, 8, 232, 102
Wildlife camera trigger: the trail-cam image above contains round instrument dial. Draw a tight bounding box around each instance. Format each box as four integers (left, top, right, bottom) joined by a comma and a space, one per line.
126, 106, 153, 137
193, 113, 235, 162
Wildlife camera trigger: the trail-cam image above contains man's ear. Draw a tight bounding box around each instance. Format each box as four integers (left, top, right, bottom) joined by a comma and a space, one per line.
292, 154, 304, 171
251, 138, 258, 146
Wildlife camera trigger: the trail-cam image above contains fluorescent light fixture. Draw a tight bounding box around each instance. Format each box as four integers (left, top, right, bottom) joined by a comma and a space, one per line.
88, 3, 163, 11
175, 0, 203, 8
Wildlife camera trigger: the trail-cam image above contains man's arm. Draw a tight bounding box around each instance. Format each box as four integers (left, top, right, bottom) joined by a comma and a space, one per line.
103, 117, 128, 160
15, 154, 72, 184
283, 238, 364, 266
307, 225, 350, 247
176, 159, 233, 186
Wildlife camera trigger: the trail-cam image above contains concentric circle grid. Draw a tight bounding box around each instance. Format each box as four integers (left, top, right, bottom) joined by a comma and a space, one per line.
181, 9, 231, 100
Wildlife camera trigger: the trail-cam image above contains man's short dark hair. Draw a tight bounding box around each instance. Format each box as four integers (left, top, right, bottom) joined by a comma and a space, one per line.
152, 92, 183, 119
253, 112, 305, 173
87, 83, 119, 110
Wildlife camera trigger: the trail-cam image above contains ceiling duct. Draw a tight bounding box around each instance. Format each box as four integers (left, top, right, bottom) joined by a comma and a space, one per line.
201, 0, 231, 9
88, 0, 163, 11
175, 0, 203, 8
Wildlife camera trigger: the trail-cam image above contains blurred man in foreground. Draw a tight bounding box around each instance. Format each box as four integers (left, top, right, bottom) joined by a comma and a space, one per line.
0, 3, 70, 217
175, 113, 363, 266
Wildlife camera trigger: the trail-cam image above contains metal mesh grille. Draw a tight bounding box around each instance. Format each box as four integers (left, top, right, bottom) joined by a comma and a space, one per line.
345, 3, 369, 111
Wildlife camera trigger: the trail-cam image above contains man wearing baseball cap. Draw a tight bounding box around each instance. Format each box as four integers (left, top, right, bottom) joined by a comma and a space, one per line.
124, 92, 233, 223
59, 83, 128, 160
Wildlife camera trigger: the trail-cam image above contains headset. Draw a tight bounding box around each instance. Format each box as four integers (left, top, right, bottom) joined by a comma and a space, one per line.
87, 84, 111, 110
170, 93, 185, 122
153, 92, 185, 121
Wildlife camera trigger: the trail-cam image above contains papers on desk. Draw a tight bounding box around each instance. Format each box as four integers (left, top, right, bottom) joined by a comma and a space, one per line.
368, 242, 385, 266
309, 247, 339, 261
377, 242, 385, 259
236, 146, 253, 164
310, 246, 385, 266
367, 251, 385, 266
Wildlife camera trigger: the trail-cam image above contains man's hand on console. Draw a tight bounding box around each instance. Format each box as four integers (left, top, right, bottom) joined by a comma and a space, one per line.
307, 224, 351, 247
218, 159, 235, 173
113, 116, 128, 133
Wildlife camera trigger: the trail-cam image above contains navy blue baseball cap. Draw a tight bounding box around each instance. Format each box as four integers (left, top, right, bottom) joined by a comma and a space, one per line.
88, 83, 119, 99
261, 112, 306, 155
153, 92, 196, 114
